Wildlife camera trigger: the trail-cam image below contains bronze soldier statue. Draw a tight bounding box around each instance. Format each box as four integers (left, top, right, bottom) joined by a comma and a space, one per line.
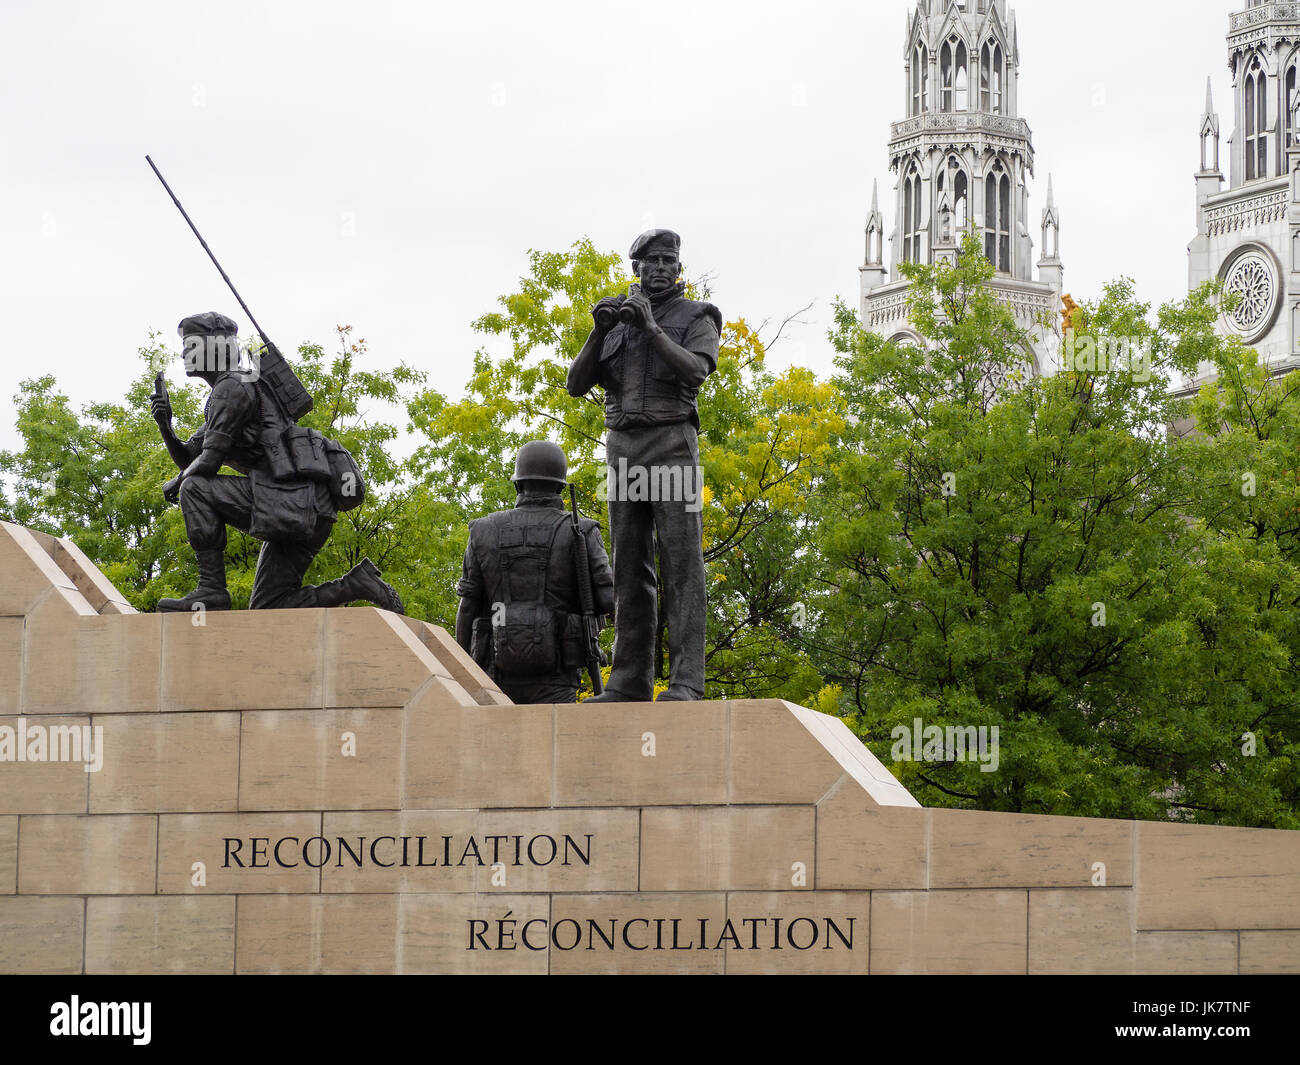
456, 441, 614, 703
566, 229, 720, 701
150, 311, 403, 614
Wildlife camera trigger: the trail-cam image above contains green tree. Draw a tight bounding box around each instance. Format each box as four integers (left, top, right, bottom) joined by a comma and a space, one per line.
816, 232, 1299, 826
1, 333, 195, 602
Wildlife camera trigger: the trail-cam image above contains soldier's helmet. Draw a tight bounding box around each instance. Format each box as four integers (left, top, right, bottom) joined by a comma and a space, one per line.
512, 440, 568, 487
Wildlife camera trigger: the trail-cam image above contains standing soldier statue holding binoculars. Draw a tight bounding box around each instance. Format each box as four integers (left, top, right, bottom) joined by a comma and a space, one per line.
566, 229, 721, 701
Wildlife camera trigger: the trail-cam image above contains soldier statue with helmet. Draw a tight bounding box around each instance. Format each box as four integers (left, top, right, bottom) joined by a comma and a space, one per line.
455, 440, 614, 704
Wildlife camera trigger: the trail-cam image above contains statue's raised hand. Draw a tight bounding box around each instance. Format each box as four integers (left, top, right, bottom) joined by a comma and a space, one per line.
150, 373, 172, 426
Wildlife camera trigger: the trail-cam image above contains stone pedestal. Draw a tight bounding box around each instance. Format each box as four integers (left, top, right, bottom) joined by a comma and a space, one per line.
1, 520, 1297, 974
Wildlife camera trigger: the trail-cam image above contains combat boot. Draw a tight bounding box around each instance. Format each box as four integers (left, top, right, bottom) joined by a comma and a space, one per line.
157, 549, 232, 613
316, 558, 405, 613
584, 687, 647, 702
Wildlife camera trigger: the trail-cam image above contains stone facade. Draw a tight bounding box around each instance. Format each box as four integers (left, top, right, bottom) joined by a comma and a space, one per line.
1, 518, 1297, 974
861, 0, 1063, 373
1186, 1, 1300, 396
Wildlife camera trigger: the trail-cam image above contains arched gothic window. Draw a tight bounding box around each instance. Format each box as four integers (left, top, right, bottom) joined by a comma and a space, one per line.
1284, 60, 1297, 164
937, 156, 969, 233
1245, 55, 1268, 181
980, 44, 991, 110
984, 164, 1011, 272
954, 169, 969, 230
991, 44, 1003, 113
940, 39, 967, 112
955, 42, 969, 110
912, 44, 928, 115
902, 169, 925, 263
869, 221, 881, 263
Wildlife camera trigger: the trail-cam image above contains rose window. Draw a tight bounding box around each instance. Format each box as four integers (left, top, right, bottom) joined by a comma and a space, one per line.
1222, 250, 1278, 341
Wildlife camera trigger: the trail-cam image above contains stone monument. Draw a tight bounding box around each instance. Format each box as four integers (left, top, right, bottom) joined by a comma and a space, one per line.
1, 519, 1298, 974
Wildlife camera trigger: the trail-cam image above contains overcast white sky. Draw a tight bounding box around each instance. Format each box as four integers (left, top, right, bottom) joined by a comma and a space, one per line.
0, 0, 1238, 454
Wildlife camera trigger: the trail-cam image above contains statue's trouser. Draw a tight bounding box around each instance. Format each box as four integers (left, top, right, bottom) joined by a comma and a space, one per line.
495, 677, 579, 704
179, 474, 335, 609
604, 423, 706, 700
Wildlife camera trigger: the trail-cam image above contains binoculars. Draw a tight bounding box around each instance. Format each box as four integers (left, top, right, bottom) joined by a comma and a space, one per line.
594, 284, 642, 329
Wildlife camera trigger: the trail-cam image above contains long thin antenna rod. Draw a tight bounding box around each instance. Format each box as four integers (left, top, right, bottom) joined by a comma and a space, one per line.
144, 154, 267, 341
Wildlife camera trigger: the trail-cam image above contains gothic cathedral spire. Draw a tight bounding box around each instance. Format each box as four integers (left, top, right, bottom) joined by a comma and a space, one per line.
860, 0, 1064, 373
1186, 2, 1300, 395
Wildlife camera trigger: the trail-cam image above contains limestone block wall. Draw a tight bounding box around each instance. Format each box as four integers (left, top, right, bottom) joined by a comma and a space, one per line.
1, 520, 1297, 974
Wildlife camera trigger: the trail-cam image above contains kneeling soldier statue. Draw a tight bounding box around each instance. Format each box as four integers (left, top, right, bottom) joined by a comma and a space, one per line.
150, 311, 404, 614
456, 441, 614, 703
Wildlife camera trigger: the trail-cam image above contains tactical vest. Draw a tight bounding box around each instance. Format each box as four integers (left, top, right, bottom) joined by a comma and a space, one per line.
598, 294, 718, 430
468, 505, 572, 677
199, 374, 265, 473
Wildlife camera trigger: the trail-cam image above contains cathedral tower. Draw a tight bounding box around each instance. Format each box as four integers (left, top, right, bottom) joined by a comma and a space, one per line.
861, 0, 1063, 372
1187, 1, 1300, 394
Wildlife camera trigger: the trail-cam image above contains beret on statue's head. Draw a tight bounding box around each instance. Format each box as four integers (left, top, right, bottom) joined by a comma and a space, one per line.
628, 228, 681, 262
177, 311, 239, 338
